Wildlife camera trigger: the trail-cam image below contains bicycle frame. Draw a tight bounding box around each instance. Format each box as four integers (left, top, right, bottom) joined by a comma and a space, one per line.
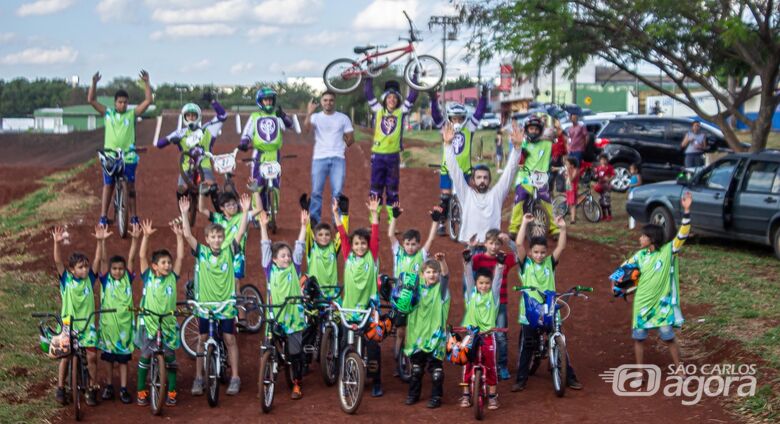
186, 300, 236, 378
353, 42, 417, 75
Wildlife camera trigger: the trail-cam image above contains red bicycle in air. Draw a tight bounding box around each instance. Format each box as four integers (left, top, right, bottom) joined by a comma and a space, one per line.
323, 11, 443, 94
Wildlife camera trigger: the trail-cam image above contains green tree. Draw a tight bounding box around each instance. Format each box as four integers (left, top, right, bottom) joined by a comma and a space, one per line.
460, 0, 780, 152
444, 75, 476, 90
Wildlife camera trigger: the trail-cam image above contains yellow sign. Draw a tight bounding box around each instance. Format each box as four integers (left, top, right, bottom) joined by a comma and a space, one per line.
584, 96, 592, 106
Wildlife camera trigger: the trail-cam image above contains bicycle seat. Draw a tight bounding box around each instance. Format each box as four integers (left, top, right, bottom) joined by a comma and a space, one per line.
353, 45, 375, 54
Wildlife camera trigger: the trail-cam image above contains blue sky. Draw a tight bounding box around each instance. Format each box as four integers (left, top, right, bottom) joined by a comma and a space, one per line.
0, 0, 499, 86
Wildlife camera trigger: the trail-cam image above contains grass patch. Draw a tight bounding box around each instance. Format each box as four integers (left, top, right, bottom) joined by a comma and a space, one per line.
572, 190, 780, 421
0, 160, 96, 423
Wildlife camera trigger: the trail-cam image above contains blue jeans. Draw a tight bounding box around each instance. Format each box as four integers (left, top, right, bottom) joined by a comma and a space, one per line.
495, 304, 508, 370
310, 157, 346, 224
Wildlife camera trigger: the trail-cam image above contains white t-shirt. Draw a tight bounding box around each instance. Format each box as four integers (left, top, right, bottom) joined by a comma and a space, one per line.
310, 111, 354, 160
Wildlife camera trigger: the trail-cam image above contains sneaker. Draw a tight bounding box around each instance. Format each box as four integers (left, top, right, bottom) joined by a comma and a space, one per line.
55, 387, 67, 405
427, 396, 442, 409
511, 381, 526, 392
291, 382, 302, 400
98, 216, 109, 226
371, 382, 384, 397
567, 377, 583, 390
459, 394, 471, 408
136, 390, 149, 406
191, 377, 204, 396
101, 384, 115, 401
436, 223, 447, 236
488, 395, 499, 410
86, 388, 98, 406
498, 367, 511, 381
405, 395, 418, 405
119, 387, 131, 404
165, 391, 177, 407
226, 377, 241, 395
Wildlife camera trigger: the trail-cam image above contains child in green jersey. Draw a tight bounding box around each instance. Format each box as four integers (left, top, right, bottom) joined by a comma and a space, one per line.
624, 192, 692, 376
135, 219, 184, 407
333, 196, 384, 397
404, 254, 450, 408
260, 208, 308, 399
52, 224, 109, 406
97, 223, 140, 404
180, 194, 251, 397
460, 253, 504, 410
302, 193, 349, 299
513, 213, 581, 392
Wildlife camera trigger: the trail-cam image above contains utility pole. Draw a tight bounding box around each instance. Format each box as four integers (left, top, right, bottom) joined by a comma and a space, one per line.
429, 15, 460, 118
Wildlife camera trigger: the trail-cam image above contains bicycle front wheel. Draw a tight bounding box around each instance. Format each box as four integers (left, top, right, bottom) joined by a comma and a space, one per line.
397, 349, 412, 383
404, 55, 444, 91
71, 355, 82, 421
473, 367, 484, 421
180, 315, 200, 358
115, 184, 128, 239
188, 191, 198, 227
583, 197, 602, 223
551, 335, 568, 398
529, 200, 550, 239
338, 350, 365, 414
206, 344, 219, 407
259, 350, 276, 413
150, 353, 167, 415
319, 326, 338, 386
323, 59, 363, 94
448, 196, 462, 241
239, 284, 264, 333
552, 194, 568, 219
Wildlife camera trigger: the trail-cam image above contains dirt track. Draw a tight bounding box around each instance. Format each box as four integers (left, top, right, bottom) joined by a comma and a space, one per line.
3, 116, 735, 423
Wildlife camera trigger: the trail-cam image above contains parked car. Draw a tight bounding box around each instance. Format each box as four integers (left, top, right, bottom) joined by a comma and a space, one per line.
478, 112, 501, 129
626, 150, 780, 259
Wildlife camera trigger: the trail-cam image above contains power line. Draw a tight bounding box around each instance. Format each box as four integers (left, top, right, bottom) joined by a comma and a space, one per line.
429, 15, 462, 114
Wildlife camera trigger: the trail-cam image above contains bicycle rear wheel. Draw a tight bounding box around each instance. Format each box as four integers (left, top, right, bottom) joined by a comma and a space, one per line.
528, 199, 550, 239
319, 326, 338, 386
447, 196, 461, 241
404, 55, 444, 91
583, 197, 602, 223
150, 353, 167, 415
115, 184, 128, 239
206, 344, 219, 407
338, 350, 365, 414
71, 356, 82, 421
551, 335, 568, 398
180, 315, 200, 358
259, 350, 275, 413
473, 368, 484, 421
323, 58, 363, 94
239, 284, 264, 333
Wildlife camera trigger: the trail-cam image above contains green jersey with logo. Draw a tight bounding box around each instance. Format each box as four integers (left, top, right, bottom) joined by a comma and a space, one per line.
194, 243, 237, 319
343, 252, 378, 313
372, 108, 404, 154
137, 270, 179, 350
250, 111, 284, 162
267, 264, 307, 334
104, 108, 138, 164
440, 126, 473, 176
60, 270, 99, 347
98, 272, 135, 355
517, 256, 557, 325
403, 278, 450, 359
515, 139, 552, 187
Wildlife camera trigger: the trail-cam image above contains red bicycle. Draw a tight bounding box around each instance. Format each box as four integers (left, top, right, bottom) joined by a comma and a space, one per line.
451, 327, 507, 421
323, 11, 443, 93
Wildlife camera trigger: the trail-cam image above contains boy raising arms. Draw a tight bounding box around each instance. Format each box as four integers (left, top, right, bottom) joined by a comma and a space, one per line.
180, 194, 251, 396
88, 70, 153, 227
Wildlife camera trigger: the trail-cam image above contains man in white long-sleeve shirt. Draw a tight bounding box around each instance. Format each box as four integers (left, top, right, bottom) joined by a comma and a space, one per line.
442, 121, 523, 243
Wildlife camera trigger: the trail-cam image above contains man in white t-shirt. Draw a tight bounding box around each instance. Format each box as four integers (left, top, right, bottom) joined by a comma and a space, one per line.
304, 91, 355, 224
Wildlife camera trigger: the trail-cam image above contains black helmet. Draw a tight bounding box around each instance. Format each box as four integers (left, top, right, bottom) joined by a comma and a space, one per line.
523, 113, 546, 142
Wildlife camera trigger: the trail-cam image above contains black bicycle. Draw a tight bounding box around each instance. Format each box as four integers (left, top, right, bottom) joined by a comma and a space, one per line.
258, 295, 305, 413
97, 148, 145, 238
33, 309, 116, 421
301, 281, 343, 387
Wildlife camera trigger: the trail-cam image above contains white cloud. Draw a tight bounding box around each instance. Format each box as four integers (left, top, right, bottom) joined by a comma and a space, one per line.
253, 0, 321, 25
151, 0, 250, 23
1, 46, 78, 65
298, 30, 347, 46
269, 59, 320, 75
231, 62, 255, 74
150, 24, 236, 40
353, 0, 419, 31
0, 33, 15, 43
181, 59, 210, 72
247, 26, 281, 40
17, 0, 74, 16
96, 0, 135, 22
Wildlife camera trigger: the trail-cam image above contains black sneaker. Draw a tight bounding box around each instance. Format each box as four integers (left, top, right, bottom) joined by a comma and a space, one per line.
101, 384, 115, 401
119, 387, 132, 404
511, 381, 526, 392
427, 397, 442, 409
567, 377, 583, 390
86, 388, 98, 406
405, 396, 418, 405
55, 387, 67, 405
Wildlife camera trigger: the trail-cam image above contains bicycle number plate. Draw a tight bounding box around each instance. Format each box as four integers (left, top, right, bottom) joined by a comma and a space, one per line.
212, 154, 236, 174
530, 171, 549, 189
259, 161, 282, 179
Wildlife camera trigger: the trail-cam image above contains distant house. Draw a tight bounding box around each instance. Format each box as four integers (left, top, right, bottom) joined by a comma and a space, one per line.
32, 96, 157, 133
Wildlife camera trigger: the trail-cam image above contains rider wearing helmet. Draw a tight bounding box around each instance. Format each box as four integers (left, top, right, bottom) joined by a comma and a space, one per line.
155, 94, 228, 208
431, 86, 490, 235
364, 78, 418, 218
508, 112, 558, 237
239, 87, 295, 209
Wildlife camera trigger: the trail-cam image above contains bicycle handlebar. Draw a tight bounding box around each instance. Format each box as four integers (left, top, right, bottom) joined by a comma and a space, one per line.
451, 327, 508, 335
185, 299, 237, 316
329, 301, 374, 329
31, 308, 117, 333
513, 285, 593, 298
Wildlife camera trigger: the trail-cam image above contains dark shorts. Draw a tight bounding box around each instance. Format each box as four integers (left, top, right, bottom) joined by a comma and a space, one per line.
369, 152, 400, 204
198, 318, 235, 335
100, 352, 132, 364
102, 162, 137, 185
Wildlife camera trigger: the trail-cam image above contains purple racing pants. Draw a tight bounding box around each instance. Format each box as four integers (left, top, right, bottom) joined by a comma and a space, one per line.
369, 152, 400, 205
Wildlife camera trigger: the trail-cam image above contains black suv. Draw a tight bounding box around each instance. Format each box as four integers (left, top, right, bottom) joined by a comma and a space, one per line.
594, 116, 737, 191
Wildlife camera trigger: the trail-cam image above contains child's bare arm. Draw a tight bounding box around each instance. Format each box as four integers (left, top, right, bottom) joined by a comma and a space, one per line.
258, 210, 270, 243
197, 190, 211, 217
100, 238, 108, 276
422, 206, 440, 254
92, 225, 110, 275
139, 220, 157, 274
435, 252, 448, 276
298, 210, 309, 243
178, 197, 199, 251
52, 226, 66, 276
552, 216, 567, 261
172, 221, 185, 276
234, 193, 252, 242
127, 223, 141, 274
515, 213, 533, 260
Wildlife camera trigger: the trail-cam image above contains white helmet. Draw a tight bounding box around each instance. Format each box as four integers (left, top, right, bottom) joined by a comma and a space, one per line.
181, 103, 202, 131
446, 103, 468, 131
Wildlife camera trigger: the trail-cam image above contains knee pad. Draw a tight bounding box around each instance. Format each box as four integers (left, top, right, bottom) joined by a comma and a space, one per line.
431, 368, 444, 384
411, 363, 424, 379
